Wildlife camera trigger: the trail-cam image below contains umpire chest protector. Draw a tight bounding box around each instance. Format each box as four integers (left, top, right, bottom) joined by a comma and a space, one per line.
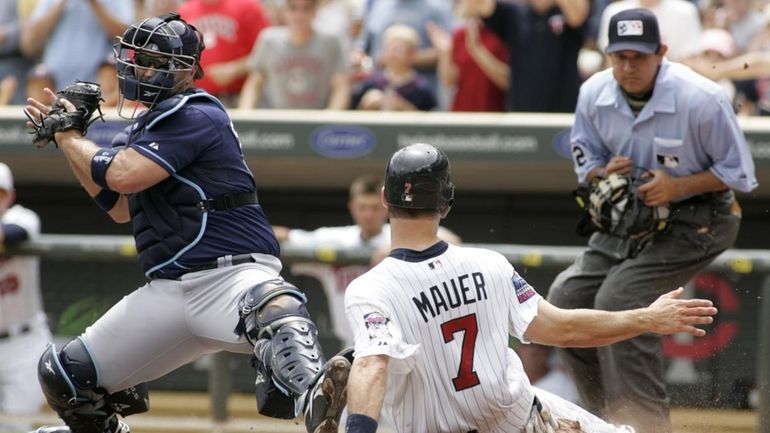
125, 92, 230, 277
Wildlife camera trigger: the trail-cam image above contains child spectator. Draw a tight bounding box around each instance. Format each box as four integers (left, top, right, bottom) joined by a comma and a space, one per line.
352, 24, 436, 111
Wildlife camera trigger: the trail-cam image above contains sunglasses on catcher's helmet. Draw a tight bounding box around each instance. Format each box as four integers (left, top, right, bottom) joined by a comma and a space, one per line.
133, 51, 170, 69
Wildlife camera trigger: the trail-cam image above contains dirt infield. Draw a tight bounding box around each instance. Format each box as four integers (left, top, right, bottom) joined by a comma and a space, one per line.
0, 391, 758, 433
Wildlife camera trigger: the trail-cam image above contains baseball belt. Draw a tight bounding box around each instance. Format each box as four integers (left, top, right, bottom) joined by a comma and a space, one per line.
184, 253, 258, 273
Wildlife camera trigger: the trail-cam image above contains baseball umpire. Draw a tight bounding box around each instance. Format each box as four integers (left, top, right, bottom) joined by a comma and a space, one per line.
547, 8, 757, 433
23, 13, 349, 433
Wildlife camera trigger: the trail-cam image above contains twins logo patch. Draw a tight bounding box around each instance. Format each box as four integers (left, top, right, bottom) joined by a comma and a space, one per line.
512, 272, 536, 304
363, 311, 392, 340
402, 182, 414, 203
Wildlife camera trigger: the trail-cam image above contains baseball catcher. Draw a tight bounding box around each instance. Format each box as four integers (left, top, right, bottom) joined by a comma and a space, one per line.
23, 12, 350, 433
24, 81, 104, 147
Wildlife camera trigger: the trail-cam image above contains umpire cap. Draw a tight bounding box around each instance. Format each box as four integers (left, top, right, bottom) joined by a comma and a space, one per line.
606, 8, 661, 54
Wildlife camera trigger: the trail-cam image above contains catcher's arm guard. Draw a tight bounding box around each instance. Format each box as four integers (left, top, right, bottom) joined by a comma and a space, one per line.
24, 81, 105, 147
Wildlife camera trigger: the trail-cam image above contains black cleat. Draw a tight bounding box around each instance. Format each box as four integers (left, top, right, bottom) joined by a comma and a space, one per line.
304, 355, 351, 433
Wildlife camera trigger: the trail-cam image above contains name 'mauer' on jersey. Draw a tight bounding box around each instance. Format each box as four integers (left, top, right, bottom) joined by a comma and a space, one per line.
344, 241, 542, 433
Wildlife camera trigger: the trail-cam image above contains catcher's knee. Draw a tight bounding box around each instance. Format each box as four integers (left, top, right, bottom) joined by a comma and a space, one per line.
38, 338, 149, 431
237, 279, 326, 418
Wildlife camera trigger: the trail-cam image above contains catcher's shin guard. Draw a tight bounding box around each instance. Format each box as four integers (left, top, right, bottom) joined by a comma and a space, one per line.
236, 279, 327, 418
303, 349, 353, 433
37, 338, 148, 433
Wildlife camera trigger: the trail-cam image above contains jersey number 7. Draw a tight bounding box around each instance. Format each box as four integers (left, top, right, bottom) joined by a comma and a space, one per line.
441, 313, 480, 391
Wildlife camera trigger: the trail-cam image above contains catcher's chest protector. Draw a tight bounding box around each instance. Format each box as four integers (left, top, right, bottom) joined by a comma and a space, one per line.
124, 92, 228, 277
128, 178, 205, 277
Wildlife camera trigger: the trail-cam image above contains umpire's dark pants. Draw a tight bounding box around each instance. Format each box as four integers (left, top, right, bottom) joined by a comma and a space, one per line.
546, 190, 741, 433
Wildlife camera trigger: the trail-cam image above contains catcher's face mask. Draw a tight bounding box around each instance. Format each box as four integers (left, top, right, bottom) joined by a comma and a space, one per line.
114, 13, 204, 114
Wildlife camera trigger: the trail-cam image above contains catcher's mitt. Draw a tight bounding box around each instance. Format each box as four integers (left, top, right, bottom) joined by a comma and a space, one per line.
25, 81, 105, 147
573, 173, 670, 240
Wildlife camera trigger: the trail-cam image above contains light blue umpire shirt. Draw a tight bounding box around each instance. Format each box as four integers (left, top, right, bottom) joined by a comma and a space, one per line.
569, 59, 758, 200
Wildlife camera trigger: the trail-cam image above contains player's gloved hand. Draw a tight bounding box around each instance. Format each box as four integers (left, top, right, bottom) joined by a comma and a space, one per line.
523, 397, 589, 433
523, 397, 558, 433
554, 418, 588, 433
24, 81, 104, 148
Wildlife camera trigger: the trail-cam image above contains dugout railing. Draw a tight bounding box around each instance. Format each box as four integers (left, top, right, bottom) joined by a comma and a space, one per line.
7, 235, 770, 432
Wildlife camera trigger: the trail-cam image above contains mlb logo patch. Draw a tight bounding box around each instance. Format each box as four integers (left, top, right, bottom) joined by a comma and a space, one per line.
656, 154, 680, 168
617, 20, 644, 36
363, 311, 392, 340
428, 259, 442, 270
512, 272, 536, 304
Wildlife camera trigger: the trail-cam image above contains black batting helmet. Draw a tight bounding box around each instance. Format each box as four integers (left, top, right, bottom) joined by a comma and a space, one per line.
385, 143, 455, 217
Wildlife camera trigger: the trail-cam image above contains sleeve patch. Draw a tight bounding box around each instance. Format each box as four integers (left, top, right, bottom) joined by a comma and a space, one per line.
363, 311, 392, 340
512, 272, 536, 304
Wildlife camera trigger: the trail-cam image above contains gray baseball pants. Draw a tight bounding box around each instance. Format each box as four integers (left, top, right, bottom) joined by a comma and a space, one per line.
81, 255, 283, 393
546, 191, 740, 433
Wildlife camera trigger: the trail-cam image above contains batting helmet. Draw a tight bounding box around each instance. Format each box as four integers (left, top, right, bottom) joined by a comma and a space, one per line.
384, 143, 455, 217
114, 12, 204, 107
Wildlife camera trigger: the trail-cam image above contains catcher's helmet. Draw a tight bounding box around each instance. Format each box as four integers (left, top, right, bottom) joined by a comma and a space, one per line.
114, 12, 204, 107
385, 143, 455, 217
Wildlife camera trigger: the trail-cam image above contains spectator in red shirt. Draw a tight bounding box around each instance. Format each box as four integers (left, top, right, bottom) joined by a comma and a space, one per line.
427, 15, 509, 112
179, 0, 271, 106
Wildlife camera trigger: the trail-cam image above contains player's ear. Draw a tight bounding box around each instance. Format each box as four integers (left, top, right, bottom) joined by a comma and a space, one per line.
380, 187, 389, 209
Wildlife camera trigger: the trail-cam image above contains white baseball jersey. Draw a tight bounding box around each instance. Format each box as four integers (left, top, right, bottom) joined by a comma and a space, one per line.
345, 241, 540, 433
345, 241, 631, 433
0, 204, 50, 420
288, 224, 391, 249
288, 224, 390, 345
0, 204, 44, 331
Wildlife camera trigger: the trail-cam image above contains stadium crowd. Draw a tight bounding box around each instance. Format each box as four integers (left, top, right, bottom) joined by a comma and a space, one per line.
2, 0, 770, 115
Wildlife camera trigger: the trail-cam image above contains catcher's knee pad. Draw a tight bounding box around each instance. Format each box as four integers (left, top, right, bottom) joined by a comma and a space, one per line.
38, 338, 149, 433
237, 279, 326, 418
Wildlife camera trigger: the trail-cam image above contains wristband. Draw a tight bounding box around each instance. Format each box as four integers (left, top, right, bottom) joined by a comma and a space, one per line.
346, 414, 377, 433
1, 223, 29, 245
91, 148, 120, 189
93, 189, 120, 212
